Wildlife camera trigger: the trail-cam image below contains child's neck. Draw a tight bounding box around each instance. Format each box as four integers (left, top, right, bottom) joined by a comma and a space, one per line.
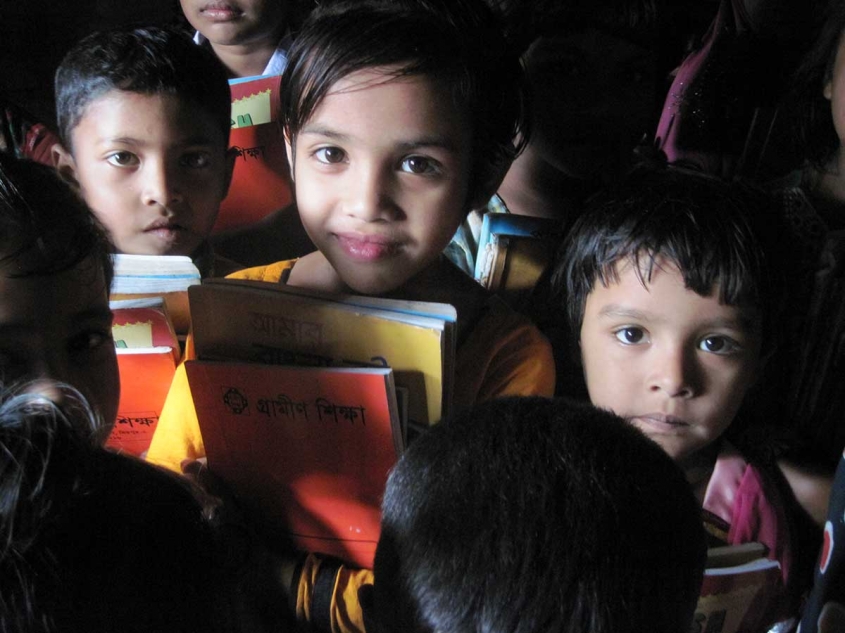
679, 441, 720, 504
210, 36, 281, 78
498, 144, 595, 221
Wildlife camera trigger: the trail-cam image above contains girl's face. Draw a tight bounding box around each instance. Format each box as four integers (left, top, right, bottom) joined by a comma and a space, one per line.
288, 68, 474, 296
824, 30, 845, 152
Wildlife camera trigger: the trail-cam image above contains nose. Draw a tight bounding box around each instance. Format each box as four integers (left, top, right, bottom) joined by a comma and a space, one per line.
647, 344, 698, 398
140, 159, 183, 207
344, 163, 397, 222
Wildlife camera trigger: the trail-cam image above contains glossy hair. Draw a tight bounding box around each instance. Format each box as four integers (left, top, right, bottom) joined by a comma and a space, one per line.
0, 152, 113, 289
789, 1, 845, 168
55, 26, 231, 150
0, 382, 269, 633
550, 164, 785, 353
280, 0, 527, 205
371, 396, 706, 633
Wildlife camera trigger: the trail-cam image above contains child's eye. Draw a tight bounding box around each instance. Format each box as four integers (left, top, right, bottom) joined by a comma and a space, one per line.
181, 152, 212, 168
400, 156, 440, 175
614, 327, 647, 345
106, 151, 139, 167
314, 147, 346, 165
698, 335, 741, 355
69, 329, 114, 356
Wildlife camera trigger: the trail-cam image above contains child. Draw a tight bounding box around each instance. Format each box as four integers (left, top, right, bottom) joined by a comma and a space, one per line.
366, 396, 707, 633
147, 0, 555, 471
0, 152, 119, 429
550, 164, 811, 626
52, 26, 240, 277
179, 0, 310, 79
0, 380, 295, 632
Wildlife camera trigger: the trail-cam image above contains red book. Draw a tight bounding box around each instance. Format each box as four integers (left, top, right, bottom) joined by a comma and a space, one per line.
186, 359, 402, 568
215, 74, 293, 233
106, 298, 180, 457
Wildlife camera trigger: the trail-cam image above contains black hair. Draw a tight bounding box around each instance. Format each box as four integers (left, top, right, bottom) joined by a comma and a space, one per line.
0, 153, 113, 290
280, 0, 527, 206
789, 0, 845, 169
485, 0, 661, 56
371, 396, 707, 633
55, 26, 231, 150
550, 164, 785, 354
0, 381, 284, 633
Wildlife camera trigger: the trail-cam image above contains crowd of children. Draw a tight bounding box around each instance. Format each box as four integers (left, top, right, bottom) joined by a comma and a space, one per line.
1, 0, 845, 630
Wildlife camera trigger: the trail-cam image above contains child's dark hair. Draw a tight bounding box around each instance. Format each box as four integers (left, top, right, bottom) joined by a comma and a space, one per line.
371, 396, 707, 633
0, 381, 264, 632
55, 26, 231, 150
551, 164, 785, 354
280, 0, 527, 205
0, 153, 113, 289
789, 0, 845, 169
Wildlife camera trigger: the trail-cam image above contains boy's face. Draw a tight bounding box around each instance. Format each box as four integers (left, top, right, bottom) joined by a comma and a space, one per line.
0, 256, 119, 429
289, 68, 473, 296
179, 0, 286, 47
55, 91, 233, 257
579, 258, 761, 463
824, 31, 845, 149
524, 28, 657, 181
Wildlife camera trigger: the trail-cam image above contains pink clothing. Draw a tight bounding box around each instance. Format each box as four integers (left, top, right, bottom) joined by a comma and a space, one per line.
702, 441, 799, 624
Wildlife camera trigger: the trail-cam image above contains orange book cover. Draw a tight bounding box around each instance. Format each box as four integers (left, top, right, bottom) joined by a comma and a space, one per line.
215, 74, 293, 233
106, 300, 180, 457
186, 359, 402, 568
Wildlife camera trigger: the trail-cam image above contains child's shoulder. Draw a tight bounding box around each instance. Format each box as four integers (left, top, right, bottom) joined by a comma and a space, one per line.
226, 259, 298, 283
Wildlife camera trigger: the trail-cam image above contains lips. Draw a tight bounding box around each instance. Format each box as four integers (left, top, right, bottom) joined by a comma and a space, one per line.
335, 233, 401, 262
199, 3, 243, 21
629, 413, 690, 434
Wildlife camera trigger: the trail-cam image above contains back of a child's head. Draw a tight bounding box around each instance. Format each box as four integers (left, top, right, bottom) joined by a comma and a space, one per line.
0, 152, 112, 287
0, 381, 257, 633
371, 396, 707, 633
280, 0, 527, 200
55, 25, 231, 150
789, 0, 845, 168
551, 163, 785, 356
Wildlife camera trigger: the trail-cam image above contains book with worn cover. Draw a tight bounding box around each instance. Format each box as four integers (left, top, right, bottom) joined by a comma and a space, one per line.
110, 254, 201, 336
473, 213, 563, 282
215, 74, 293, 233
106, 297, 180, 457
691, 542, 782, 633
186, 359, 401, 568
189, 277, 456, 428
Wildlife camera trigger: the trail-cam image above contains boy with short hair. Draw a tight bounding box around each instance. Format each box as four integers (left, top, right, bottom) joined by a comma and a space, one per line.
367, 396, 707, 633
52, 26, 239, 277
0, 152, 118, 429
550, 164, 811, 625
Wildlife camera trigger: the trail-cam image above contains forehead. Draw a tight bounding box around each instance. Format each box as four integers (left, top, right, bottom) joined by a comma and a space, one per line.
0, 256, 109, 325
72, 90, 228, 150
585, 258, 760, 330
299, 68, 471, 151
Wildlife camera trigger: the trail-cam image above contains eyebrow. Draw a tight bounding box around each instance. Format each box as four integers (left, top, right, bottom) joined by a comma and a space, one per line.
101, 135, 218, 148
299, 125, 459, 152
596, 304, 753, 331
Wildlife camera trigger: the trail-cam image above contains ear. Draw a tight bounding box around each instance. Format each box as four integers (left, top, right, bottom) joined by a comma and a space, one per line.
51, 143, 81, 189
222, 147, 238, 199
824, 78, 833, 101
284, 135, 295, 182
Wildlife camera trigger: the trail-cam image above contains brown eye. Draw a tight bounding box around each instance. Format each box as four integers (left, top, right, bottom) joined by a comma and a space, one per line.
315, 147, 346, 164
